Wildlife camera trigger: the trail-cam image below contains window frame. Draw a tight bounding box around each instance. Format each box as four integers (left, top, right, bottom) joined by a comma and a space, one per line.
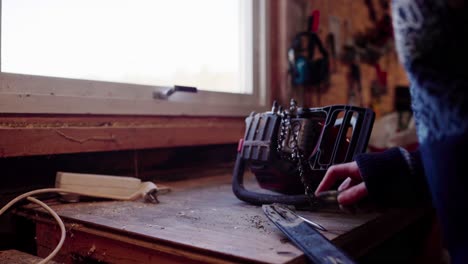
0, 0, 270, 117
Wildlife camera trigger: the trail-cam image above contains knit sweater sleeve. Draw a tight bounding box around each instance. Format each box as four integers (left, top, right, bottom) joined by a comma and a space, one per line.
354, 147, 430, 207
391, 1, 468, 262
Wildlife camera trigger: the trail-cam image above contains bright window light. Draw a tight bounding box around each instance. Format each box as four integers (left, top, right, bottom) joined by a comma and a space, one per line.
1, 0, 253, 94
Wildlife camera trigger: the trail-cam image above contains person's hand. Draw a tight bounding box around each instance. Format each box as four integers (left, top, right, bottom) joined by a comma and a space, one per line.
315, 162, 368, 206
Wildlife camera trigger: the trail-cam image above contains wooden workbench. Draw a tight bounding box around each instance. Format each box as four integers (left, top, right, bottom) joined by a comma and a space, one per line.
16, 174, 427, 264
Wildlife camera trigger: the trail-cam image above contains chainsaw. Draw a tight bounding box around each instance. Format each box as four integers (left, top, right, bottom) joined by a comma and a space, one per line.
232, 100, 375, 207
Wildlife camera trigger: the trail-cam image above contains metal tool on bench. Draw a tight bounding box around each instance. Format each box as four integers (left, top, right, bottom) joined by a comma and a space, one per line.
232, 100, 374, 207
293, 211, 327, 231
263, 203, 356, 264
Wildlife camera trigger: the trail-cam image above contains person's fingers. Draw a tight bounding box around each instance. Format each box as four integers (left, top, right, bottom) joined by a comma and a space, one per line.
338, 176, 362, 192
315, 162, 361, 195
338, 177, 352, 192
337, 182, 368, 206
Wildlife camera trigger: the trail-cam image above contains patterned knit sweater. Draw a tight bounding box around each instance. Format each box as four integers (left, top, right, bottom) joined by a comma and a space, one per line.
355, 1, 468, 262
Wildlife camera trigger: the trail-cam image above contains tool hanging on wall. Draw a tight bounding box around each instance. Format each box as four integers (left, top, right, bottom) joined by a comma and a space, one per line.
371, 63, 388, 98
287, 10, 330, 107
326, 33, 338, 74
353, 0, 393, 65
341, 46, 363, 106
232, 100, 374, 208
370, 63, 388, 116
325, 2, 339, 74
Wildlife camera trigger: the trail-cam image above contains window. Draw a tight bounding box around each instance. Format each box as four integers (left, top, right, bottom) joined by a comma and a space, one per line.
0, 0, 269, 116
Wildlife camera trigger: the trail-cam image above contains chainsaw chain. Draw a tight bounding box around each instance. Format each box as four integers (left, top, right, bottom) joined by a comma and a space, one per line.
276, 99, 315, 202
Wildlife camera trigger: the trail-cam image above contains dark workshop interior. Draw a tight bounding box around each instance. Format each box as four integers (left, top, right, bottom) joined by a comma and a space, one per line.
2, 0, 466, 263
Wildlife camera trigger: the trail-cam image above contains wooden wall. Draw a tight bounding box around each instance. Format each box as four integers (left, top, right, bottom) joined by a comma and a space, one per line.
269, 0, 409, 117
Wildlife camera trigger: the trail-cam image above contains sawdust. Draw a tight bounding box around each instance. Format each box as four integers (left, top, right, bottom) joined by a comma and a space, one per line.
242, 215, 271, 233
0, 120, 240, 129
177, 211, 200, 221
146, 224, 165, 230
250, 215, 265, 230
87, 244, 96, 255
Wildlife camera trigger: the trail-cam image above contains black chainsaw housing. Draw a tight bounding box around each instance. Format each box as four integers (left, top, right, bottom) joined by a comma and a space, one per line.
232, 102, 375, 206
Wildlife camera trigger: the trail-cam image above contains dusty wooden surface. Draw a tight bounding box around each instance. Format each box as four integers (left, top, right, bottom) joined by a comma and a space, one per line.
0, 249, 59, 264
19, 174, 426, 264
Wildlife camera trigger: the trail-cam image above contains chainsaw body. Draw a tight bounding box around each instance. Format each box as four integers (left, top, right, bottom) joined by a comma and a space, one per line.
232, 101, 375, 206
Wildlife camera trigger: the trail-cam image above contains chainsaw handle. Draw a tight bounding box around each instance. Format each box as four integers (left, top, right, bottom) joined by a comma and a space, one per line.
232, 153, 310, 206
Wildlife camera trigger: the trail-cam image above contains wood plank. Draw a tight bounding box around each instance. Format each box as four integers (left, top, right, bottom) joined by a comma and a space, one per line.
35, 222, 232, 264
18, 174, 428, 264
0, 115, 245, 157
